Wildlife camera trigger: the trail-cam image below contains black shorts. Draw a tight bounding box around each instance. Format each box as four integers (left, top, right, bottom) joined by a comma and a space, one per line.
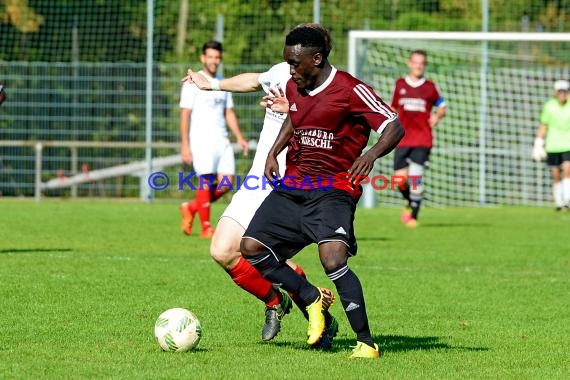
547, 151, 570, 167
394, 147, 431, 171
243, 187, 358, 261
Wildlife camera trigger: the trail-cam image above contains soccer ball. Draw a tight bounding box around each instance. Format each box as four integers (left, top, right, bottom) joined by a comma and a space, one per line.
154, 308, 202, 352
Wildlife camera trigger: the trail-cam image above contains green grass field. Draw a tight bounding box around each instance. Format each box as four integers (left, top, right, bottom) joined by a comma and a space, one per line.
1, 200, 569, 379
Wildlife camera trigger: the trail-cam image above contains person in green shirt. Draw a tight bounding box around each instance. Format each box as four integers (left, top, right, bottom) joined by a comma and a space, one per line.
533, 79, 570, 210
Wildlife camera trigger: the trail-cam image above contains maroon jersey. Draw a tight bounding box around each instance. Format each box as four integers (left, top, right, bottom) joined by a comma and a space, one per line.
284, 68, 397, 198
391, 76, 444, 148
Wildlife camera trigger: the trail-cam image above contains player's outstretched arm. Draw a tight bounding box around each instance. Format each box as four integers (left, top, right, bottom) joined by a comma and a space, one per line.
348, 119, 405, 181
182, 69, 262, 93
265, 116, 294, 182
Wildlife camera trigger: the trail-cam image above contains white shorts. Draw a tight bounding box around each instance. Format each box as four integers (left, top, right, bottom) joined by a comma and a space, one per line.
190, 138, 235, 176
221, 141, 286, 230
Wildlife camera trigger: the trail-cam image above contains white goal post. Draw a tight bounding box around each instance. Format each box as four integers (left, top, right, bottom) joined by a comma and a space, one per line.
349, 31, 570, 207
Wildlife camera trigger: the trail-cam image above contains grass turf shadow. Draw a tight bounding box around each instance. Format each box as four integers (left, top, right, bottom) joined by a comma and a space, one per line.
355, 237, 393, 242
0, 248, 73, 254
269, 334, 488, 354
419, 223, 491, 228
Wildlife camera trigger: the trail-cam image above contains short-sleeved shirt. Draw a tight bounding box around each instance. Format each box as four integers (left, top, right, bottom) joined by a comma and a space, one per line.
391, 76, 444, 148
284, 67, 397, 198
540, 98, 570, 153
179, 70, 233, 141
256, 62, 290, 149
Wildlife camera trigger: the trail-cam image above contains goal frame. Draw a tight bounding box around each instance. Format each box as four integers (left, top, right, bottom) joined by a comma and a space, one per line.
348, 31, 570, 206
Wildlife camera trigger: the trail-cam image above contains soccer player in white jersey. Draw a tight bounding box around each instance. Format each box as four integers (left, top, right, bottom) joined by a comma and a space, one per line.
179, 40, 249, 238
182, 24, 338, 347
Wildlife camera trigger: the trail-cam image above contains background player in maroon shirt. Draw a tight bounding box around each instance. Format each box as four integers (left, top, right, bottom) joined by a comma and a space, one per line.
391, 50, 446, 228
240, 26, 404, 359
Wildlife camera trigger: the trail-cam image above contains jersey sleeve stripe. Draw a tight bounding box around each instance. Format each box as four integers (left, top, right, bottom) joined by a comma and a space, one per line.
377, 118, 394, 135
354, 84, 396, 118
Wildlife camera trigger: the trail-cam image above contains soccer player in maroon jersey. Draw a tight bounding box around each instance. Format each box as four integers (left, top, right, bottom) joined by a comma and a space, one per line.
391, 50, 446, 228
240, 26, 404, 358
181, 25, 338, 347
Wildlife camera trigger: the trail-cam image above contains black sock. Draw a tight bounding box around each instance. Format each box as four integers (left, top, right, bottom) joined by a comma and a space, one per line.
410, 194, 422, 219
323, 310, 332, 326
326, 265, 374, 348
290, 294, 309, 320
399, 183, 411, 204
245, 253, 320, 305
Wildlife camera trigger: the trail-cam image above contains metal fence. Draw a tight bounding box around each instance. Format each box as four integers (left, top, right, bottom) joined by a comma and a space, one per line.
0, 62, 266, 199
2, 0, 569, 204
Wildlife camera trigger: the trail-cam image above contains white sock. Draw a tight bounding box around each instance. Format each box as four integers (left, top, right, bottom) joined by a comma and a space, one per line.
562, 178, 570, 206
553, 182, 564, 207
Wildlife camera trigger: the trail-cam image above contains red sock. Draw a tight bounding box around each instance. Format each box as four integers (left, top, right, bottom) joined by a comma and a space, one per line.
210, 188, 227, 202
195, 188, 211, 230
186, 200, 197, 213
228, 257, 280, 307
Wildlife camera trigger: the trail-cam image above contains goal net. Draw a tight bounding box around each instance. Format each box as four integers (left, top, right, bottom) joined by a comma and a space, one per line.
349, 31, 570, 207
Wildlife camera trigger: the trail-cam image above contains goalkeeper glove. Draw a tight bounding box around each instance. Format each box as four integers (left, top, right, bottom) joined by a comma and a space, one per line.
531, 137, 547, 162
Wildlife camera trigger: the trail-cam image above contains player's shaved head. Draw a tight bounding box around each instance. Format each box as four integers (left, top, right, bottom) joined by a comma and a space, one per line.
284, 24, 333, 91
292, 23, 332, 57
285, 26, 327, 59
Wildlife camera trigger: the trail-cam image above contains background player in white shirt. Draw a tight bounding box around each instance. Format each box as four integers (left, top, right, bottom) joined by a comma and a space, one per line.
182, 24, 338, 347
179, 40, 249, 238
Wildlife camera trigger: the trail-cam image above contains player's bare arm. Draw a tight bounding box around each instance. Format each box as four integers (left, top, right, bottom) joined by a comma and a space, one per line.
225, 108, 249, 156
348, 119, 405, 181
179, 108, 193, 165
536, 123, 547, 139
260, 87, 288, 113
183, 69, 262, 93
264, 115, 294, 181
429, 105, 447, 127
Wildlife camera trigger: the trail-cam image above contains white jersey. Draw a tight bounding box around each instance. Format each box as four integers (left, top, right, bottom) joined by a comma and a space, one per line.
179, 70, 234, 141
256, 62, 291, 150
221, 62, 291, 229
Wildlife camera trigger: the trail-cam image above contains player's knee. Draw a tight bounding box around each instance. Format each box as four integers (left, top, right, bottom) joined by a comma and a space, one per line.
321, 256, 348, 272
240, 237, 263, 257
319, 245, 348, 271
210, 238, 239, 268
